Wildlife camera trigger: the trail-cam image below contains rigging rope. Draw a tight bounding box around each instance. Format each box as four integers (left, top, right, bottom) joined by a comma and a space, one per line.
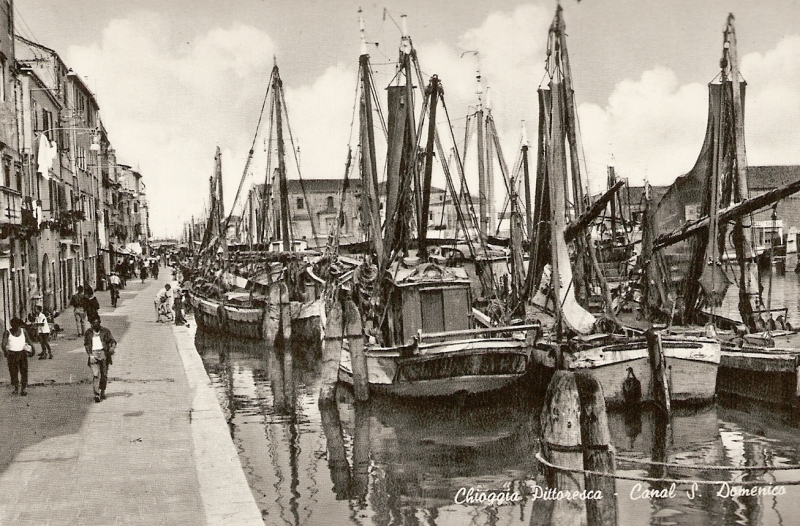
278, 86, 321, 247
536, 453, 800, 486
222, 72, 274, 236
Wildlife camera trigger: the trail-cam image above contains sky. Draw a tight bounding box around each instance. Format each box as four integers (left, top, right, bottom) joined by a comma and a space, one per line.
14, 0, 800, 238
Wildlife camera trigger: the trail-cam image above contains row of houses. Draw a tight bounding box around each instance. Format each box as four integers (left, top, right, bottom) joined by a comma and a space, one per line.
0, 3, 149, 324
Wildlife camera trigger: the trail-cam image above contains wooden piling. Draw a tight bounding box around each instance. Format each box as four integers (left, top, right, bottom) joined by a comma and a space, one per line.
263, 281, 282, 345
645, 329, 671, 416
344, 293, 368, 401
319, 299, 344, 405
540, 370, 587, 526
575, 372, 617, 526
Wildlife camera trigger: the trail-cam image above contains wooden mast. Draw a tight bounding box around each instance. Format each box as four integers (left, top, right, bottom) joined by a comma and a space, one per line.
417, 75, 440, 259
726, 14, 759, 330
215, 146, 228, 265
521, 123, 533, 242
273, 63, 291, 252
358, 14, 384, 263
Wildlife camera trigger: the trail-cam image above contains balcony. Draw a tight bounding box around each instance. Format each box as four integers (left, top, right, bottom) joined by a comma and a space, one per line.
0, 187, 22, 225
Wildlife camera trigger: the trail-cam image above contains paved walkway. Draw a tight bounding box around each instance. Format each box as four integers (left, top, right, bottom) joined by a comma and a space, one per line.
0, 271, 262, 525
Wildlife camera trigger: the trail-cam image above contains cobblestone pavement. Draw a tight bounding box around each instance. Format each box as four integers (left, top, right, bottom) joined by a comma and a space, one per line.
0, 270, 262, 525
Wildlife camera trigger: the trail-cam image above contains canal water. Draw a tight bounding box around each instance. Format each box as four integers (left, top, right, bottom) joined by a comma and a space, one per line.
194, 269, 800, 526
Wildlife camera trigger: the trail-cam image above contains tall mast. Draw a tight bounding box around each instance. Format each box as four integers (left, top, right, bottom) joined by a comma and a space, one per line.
475, 68, 488, 240
401, 15, 420, 254
725, 14, 758, 330
521, 122, 533, 241
554, 5, 589, 305
485, 89, 496, 235
358, 12, 384, 263
381, 15, 417, 270
418, 76, 440, 258
273, 63, 291, 251
215, 147, 228, 264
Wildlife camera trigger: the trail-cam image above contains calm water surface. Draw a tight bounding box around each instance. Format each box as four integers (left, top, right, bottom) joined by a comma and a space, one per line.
194, 270, 800, 526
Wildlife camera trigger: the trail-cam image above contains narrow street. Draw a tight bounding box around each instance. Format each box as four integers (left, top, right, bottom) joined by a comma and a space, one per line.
0, 269, 262, 525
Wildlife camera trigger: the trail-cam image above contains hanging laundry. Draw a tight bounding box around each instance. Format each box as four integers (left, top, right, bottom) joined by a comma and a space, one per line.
36, 135, 57, 180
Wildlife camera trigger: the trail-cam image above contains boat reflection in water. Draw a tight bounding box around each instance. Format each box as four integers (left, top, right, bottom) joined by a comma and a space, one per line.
195, 327, 800, 525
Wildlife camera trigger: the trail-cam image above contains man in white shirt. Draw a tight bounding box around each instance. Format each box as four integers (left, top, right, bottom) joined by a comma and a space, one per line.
109, 272, 122, 307
155, 284, 172, 322
34, 305, 52, 360
83, 318, 116, 402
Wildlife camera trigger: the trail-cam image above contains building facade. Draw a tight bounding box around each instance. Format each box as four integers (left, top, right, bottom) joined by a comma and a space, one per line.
0, 16, 153, 326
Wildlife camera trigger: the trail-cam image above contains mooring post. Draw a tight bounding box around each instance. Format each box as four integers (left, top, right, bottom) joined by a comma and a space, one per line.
344, 291, 368, 401
575, 372, 617, 526
262, 294, 279, 347
541, 370, 587, 526
318, 401, 352, 500
319, 297, 344, 405
645, 329, 671, 416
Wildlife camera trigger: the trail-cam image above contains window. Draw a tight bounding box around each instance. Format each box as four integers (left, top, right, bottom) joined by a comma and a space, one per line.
5, 1, 11, 36
2, 156, 10, 187
296, 197, 304, 210
326, 196, 334, 209
31, 100, 38, 131
43, 110, 54, 140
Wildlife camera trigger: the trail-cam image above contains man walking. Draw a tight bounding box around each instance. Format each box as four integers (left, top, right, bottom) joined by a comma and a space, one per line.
84, 318, 116, 402
109, 272, 121, 307
3, 318, 35, 395
70, 286, 88, 336
85, 287, 100, 325
34, 305, 52, 359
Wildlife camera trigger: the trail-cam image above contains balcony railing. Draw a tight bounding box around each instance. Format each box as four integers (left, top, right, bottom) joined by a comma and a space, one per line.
0, 187, 22, 225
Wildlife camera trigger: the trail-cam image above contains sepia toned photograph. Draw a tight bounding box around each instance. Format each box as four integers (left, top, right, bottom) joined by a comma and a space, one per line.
2, 1, 800, 524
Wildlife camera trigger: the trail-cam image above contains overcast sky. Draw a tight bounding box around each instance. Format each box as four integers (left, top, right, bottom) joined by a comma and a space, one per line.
16, 0, 800, 237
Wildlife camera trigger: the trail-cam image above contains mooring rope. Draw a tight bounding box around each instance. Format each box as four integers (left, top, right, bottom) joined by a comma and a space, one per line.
535, 453, 800, 486
615, 455, 800, 472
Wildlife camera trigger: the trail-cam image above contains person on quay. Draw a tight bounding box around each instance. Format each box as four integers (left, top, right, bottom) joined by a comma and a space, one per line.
3, 318, 36, 396
155, 284, 172, 322
109, 272, 121, 307
70, 286, 88, 336
84, 318, 116, 403
34, 305, 52, 360
85, 287, 100, 324
173, 287, 188, 327
139, 262, 148, 283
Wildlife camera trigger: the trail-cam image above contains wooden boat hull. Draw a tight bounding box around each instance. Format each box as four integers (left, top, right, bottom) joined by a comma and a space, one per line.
718, 348, 800, 408
338, 338, 530, 398
530, 336, 720, 406
187, 290, 321, 343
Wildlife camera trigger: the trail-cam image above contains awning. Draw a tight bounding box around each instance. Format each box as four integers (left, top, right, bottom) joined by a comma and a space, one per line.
125, 242, 143, 255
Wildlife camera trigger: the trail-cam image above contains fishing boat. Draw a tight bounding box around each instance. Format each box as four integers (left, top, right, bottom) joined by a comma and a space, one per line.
335, 15, 534, 398
187, 62, 323, 345
631, 15, 800, 409
526, 6, 720, 407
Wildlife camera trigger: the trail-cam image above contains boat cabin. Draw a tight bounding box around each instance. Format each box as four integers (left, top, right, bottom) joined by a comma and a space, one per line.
382, 262, 473, 345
